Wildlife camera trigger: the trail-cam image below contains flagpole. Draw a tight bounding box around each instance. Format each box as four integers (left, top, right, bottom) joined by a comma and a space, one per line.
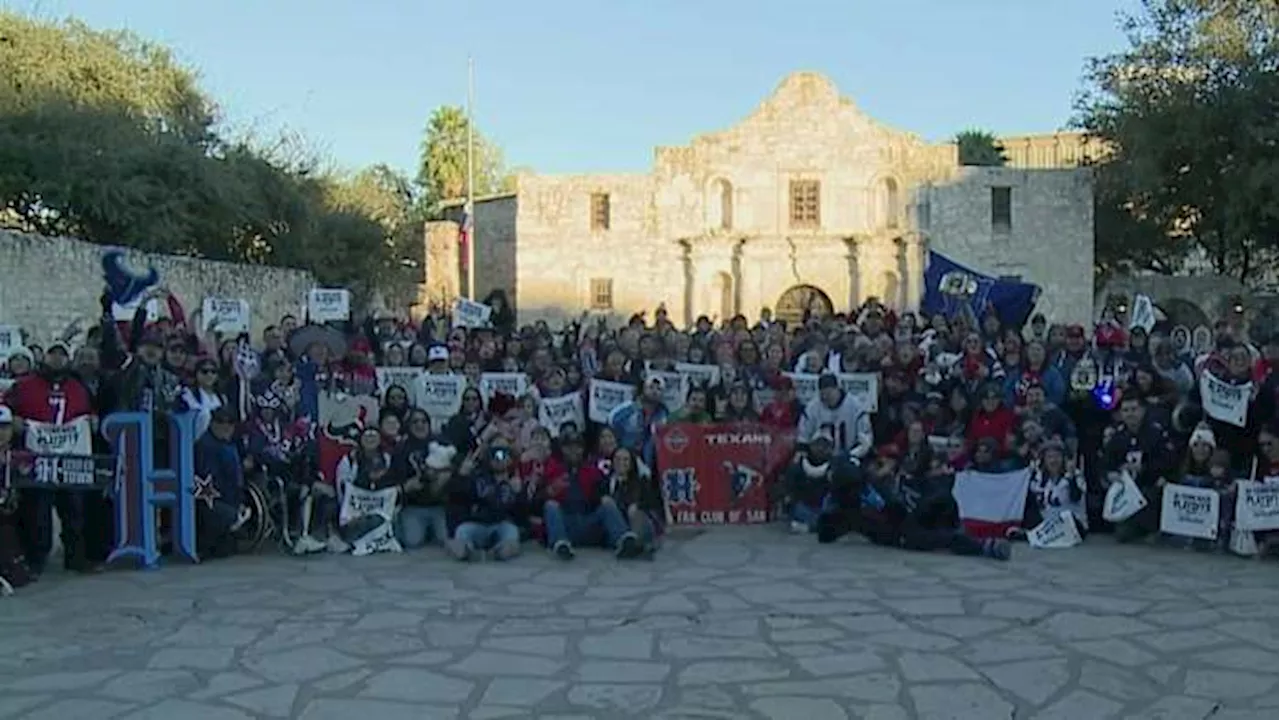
466, 56, 477, 301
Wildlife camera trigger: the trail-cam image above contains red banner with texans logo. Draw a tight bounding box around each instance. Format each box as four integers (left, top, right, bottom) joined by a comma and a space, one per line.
656, 423, 795, 525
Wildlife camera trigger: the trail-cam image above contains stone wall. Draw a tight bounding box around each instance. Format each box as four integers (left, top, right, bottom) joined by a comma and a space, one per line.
0, 230, 316, 346
925, 167, 1095, 324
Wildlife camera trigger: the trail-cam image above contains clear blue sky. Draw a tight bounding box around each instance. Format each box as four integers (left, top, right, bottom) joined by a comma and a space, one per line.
13, 0, 1136, 176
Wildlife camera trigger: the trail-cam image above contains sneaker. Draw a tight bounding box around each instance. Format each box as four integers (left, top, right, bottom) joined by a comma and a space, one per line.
789, 520, 809, 535
494, 540, 520, 561
1004, 527, 1027, 541
292, 535, 326, 555
552, 540, 575, 560
615, 532, 641, 559
326, 534, 350, 554
447, 538, 474, 561
982, 538, 1012, 562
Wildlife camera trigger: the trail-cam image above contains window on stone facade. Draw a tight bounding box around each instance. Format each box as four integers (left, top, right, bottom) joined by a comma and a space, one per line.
991, 186, 1012, 232
789, 180, 820, 228
708, 178, 733, 231
589, 278, 614, 310
883, 178, 901, 229
590, 193, 611, 231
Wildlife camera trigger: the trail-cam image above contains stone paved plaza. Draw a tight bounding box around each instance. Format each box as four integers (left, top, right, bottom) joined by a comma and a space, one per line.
0, 527, 1276, 720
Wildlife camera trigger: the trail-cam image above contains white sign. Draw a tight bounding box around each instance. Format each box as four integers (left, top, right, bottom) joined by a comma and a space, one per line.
112, 296, 161, 322
1234, 480, 1279, 531
23, 417, 93, 456
338, 483, 402, 556
201, 297, 250, 335
307, 289, 351, 323
588, 379, 633, 424
1199, 371, 1251, 428
785, 373, 820, 406
1102, 470, 1148, 523
675, 363, 720, 389
452, 298, 493, 329
1027, 510, 1083, 549
479, 373, 529, 405
1160, 483, 1220, 540
539, 393, 585, 437
1129, 294, 1156, 332
646, 370, 688, 412
0, 325, 18, 359
375, 366, 424, 406
837, 372, 880, 413
415, 373, 466, 421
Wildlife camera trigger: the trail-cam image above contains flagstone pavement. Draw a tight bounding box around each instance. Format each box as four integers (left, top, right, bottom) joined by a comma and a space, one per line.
0, 528, 1276, 720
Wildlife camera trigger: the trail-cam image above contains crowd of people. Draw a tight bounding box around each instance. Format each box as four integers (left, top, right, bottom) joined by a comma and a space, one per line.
0, 281, 1276, 594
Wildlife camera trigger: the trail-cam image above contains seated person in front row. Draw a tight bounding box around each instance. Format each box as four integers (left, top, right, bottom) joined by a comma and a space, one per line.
782, 428, 840, 534
540, 432, 644, 560
447, 442, 528, 562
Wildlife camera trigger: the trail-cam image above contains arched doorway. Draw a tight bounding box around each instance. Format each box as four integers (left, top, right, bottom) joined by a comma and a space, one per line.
776, 285, 834, 325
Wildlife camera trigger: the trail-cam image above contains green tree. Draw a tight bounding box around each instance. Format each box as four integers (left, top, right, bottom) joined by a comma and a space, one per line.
416, 105, 508, 213
955, 129, 1008, 166
0, 11, 405, 300
1075, 0, 1278, 284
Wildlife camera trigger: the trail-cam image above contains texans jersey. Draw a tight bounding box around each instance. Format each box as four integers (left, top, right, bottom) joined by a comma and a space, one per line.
5, 374, 93, 424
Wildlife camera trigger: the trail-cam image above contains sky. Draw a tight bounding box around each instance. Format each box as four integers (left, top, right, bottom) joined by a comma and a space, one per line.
11, 0, 1137, 177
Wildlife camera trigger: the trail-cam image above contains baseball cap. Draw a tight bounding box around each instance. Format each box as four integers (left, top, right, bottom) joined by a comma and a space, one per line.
427, 345, 449, 362
0, 405, 12, 424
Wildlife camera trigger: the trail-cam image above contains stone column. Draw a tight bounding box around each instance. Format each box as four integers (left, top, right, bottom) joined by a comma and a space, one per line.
903, 233, 926, 311
843, 237, 861, 311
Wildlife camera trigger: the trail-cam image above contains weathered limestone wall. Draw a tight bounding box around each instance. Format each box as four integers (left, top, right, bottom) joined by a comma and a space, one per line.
925, 167, 1095, 323
0, 230, 316, 345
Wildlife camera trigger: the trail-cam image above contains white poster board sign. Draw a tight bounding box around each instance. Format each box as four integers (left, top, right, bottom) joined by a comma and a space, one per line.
675, 363, 720, 389
415, 373, 466, 422
375, 367, 424, 406
837, 372, 880, 413
201, 298, 250, 335
1159, 483, 1220, 540
1199, 371, 1251, 428
785, 373, 820, 406
1027, 510, 1083, 549
1234, 479, 1279, 531
539, 394, 585, 437
452, 298, 493, 329
479, 373, 530, 405
589, 379, 633, 424
338, 484, 402, 556
646, 370, 688, 412
307, 289, 351, 323
23, 417, 93, 456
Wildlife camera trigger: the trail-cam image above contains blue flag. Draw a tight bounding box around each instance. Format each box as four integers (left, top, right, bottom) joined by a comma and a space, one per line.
920, 251, 1040, 328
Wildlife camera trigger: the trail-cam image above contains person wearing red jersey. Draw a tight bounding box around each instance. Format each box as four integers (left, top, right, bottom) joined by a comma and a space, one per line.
3, 341, 101, 576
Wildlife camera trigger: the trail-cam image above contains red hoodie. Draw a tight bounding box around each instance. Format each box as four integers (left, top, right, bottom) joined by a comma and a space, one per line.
760, 398, 801, 430
966, 406, 1016, 453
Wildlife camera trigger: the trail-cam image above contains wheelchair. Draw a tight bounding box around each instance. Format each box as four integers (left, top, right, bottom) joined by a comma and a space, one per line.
233, 453, 315, 555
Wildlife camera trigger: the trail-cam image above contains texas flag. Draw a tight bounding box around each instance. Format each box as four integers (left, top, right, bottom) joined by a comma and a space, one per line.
458, 201, 473, 270
952, 467, 1031, 539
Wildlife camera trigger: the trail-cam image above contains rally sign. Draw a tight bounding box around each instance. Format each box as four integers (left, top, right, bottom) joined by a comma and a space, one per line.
201, 297, 250, 335
785, 373, 820, 405
452, 298, 493, 329
307, 289, 351, 322
1233, 480, 1279, 531
655, 422, 794, 526
1027, 510, 1083, 549
479, 372, 530, 405
1199, 371, 1251, 428
539, 393, 584, 437
588, 379, 634, 424
375, 367, 424, 406
415, 373, 466, 421
646, 370, 688, 412
338, 484, 402, 556
0, 324, 18, 359
837, 372, 879, 413
1160, 483, 1220, 540
1128, 294, 1156, 332
23, 417, 93, 456
675, 363, 720, 389
1102, 470, 1147, 522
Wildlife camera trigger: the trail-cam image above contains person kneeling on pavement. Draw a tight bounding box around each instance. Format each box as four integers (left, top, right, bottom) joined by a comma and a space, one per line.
448, 442, 527, 561
815, 446, 1011, 561
194, 407, 247, 559
782, 428, 839, 534
542, 432, 643, 560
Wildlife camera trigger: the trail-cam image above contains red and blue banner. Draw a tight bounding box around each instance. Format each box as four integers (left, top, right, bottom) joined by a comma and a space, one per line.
656, 423, 795, 526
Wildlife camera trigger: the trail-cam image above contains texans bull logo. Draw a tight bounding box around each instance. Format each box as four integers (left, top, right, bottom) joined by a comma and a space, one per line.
723, 462, 762, 503
662, 468, 699, 507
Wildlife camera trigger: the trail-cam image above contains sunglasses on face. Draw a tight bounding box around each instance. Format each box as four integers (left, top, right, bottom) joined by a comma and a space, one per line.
198, 367, 218, 375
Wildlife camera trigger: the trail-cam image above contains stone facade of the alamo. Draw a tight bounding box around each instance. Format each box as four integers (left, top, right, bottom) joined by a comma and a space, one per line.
425, 72, 1099, 326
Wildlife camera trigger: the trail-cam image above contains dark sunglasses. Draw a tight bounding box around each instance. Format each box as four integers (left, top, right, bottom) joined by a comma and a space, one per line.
197, 367, 218, 375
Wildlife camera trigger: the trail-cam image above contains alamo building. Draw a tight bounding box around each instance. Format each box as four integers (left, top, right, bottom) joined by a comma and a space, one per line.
424, 72, 1103, 326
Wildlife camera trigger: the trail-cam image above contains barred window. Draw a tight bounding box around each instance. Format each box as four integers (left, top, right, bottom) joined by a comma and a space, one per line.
789, 180, 820, 228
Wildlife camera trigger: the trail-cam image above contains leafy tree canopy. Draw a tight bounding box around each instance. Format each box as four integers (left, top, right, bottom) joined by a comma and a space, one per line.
0, 11, 414, 300
955, 129, 1008, 167
1075, 0, 1278, 284
416, 105, 512, 214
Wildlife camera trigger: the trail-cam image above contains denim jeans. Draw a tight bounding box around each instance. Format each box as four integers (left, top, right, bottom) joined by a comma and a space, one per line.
454, 521, 520, 550
395, 506, 449, 549
544, 501, 629, 549
790, 494, 833, 531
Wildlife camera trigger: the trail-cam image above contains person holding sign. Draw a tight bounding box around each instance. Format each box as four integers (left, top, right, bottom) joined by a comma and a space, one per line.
1009, 440, 1087, 542
1103, 394, 1177, 543
391, 411, 453, 549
